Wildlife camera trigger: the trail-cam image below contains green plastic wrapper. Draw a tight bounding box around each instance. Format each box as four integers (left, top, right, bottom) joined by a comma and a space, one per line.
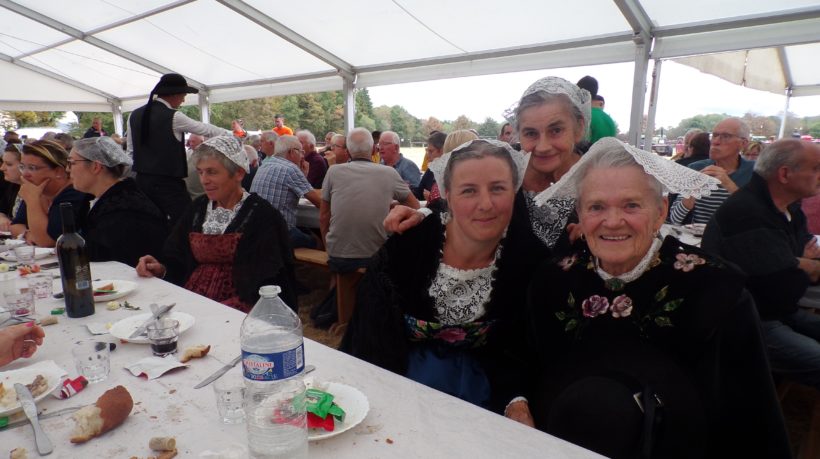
305, 387, 346, 422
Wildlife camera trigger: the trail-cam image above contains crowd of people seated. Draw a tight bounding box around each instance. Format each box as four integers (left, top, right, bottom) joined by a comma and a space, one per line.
3, 71, 819, 458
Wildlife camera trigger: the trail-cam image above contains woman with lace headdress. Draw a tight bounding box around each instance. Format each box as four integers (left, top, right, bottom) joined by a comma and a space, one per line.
505, 138, 790, 458
341, 139, 547, 411
385, 76, 590, 255
137, 136, 297, 313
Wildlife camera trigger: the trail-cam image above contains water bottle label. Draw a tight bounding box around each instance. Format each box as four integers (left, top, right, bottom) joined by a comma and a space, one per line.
242, 343, 304, 381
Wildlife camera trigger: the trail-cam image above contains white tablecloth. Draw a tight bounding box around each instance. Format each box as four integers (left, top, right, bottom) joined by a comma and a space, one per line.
1, 261, 600, 458
297, 198, 319, 229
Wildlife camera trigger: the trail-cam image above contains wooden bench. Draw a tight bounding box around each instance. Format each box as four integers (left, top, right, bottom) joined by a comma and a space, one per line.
293, 248, 364, 333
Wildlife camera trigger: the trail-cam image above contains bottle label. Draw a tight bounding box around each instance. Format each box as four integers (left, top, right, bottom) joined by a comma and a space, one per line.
74, 265, 91, 290
242, 343, 304, 381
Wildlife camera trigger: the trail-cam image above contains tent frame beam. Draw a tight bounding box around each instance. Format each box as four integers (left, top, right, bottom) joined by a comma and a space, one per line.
0, 0, 205, 90
0, 52, 116, 102
215, 0, 354, 80
655, 6, 820, 37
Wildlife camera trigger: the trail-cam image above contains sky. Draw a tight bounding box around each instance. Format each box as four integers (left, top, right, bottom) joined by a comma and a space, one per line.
367, 61, 820, 134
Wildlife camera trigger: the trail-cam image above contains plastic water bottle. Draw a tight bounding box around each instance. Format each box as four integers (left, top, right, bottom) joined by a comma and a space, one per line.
241, 285, 307, 459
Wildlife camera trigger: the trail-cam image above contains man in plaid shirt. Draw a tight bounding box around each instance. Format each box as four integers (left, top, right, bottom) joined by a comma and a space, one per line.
250, 135, 321, 248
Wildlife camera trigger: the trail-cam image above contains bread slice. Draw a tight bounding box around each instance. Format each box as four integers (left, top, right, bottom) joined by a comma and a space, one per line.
70, 386, 133, 443
179, 345, 210, 363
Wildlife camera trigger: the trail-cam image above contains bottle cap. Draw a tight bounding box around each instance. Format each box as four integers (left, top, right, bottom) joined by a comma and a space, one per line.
258, 285, 281, 297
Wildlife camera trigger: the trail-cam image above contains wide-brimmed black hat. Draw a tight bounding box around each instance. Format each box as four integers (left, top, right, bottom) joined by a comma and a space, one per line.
152, 73, 198, 96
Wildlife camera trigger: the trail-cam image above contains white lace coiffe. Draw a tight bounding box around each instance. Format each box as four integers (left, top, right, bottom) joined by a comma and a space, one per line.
533, 137, 720, 207
427, 139, 529, 198
503, 76, 592, 142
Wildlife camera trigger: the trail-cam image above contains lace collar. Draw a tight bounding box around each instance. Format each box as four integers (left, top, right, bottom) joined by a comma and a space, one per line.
594, 237, 663, 287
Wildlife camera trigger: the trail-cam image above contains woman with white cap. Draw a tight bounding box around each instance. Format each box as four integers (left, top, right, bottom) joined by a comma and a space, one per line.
68, 136, 167, 267
136, 136, 296, 313
508, 138, 790, 458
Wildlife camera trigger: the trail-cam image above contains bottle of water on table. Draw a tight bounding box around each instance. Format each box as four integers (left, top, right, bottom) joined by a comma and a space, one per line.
241, 285, 307, 459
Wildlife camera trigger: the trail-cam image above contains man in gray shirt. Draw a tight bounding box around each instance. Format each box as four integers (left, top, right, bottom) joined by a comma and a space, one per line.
321, 128, 420, 272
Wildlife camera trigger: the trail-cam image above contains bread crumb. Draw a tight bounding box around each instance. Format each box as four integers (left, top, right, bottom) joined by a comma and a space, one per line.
386, 438, 394, 444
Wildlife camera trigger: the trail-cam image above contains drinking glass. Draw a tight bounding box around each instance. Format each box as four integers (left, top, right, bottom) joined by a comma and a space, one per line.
147, 318, 180, 357
12, 244, 35, 266
72, 341, 110, 383
26, 273, 53, 300
1, 276, 34, 317
213, 372, 246, 424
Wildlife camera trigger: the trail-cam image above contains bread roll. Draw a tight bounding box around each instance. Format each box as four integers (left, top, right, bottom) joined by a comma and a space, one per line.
9, 447, 27, 459
179, 345, 210, 363
70, 385, 134, 443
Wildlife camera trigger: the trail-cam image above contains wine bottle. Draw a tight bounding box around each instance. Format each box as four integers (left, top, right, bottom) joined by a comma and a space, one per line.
56, 202, 94, 318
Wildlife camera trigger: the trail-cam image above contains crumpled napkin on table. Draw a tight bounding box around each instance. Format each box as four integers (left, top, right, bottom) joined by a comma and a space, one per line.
125, 357, 188, 380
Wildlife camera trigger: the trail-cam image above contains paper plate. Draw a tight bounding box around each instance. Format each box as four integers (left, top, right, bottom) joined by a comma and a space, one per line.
109, 311, 195, 344
0, 248, 53, 262
0, 360, 66, 416
308, 382, 369, 441
92, 279, 138, 302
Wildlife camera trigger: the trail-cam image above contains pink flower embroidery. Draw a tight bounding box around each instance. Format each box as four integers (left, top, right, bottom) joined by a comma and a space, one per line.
558, 255, 578, 271
581, 295, 610, 318
611, 294, 633, 318
435, 328, 467, 343
673, 253, 706, 272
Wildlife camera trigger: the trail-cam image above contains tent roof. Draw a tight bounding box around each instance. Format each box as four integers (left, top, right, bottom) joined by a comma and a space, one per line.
1, 0, 819, 112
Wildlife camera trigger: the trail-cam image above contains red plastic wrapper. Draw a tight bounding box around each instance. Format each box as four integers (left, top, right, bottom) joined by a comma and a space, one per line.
58, 376, 88, 399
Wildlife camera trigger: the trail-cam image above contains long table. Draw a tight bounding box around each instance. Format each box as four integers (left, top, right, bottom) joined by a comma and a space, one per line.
0, 261, 600, 458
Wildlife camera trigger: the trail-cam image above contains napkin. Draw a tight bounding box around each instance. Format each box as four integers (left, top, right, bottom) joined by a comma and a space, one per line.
86, 323, 109, 335
125, 357, 188, 380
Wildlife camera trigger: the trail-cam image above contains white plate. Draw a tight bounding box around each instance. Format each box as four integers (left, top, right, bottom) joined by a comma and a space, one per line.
0, 247, 54, 262
308, 382, 369, 441
92, 279, 138, 302
109, 311, 195, 344
0, 360, 66, 416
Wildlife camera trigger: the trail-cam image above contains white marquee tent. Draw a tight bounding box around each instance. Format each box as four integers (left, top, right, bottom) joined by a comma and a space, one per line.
1, 0, 819, 143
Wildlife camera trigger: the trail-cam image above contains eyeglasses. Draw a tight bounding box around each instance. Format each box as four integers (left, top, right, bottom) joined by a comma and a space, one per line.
289, 148, 304, 154
18, 163, 51, 173
377, 142, 395, 147
66, 159, 93, 168
331, 144, 346, 149
711, 132, 745, 141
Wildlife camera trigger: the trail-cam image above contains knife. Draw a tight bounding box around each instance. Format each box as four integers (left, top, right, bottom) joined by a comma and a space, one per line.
128, 303, 176, 339
194, 354, 243, 389
14, 383, 54, 455
194, 356, 315, 389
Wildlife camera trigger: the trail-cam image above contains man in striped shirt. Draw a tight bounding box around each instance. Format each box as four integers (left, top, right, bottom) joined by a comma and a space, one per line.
668, 117, 755, 225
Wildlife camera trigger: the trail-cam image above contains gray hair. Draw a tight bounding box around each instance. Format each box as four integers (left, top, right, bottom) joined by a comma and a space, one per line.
719, 117, 751, 139
380, 131, 400, 149
754, 139, 806, 180
296, 130, 316, 146
260, 130, 279, 143
574, 146, 664, 206
275, 135, 301, 158
513, 92, 586, 140
246, 134, 261, 149
347, 128, 373, 159
683, 128, 703, 146
442, 140, 520, 195
191, 144, 242, 176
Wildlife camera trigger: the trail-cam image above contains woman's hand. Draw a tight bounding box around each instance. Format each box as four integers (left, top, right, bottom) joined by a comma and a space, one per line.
0, 323, 45, 367
383, 205, 423, 234
505, 400, 535, 428
0, 214, 12, 232
17, 176, 48, 204
136, 255, 166, 279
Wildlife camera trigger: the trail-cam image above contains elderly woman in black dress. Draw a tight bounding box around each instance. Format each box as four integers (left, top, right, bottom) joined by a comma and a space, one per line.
137, 136, 296, 312
507, 138, 790, 458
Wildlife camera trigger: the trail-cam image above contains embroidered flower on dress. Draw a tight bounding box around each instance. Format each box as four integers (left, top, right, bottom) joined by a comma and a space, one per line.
581, 295, 610, 318
558, 255, 578, 271
673, 253, 706, 272
611, 294, 633, 318
435, 328, 468, 343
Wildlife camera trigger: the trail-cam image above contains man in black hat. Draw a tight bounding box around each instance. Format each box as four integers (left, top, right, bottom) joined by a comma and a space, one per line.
126, 73, 243, 225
